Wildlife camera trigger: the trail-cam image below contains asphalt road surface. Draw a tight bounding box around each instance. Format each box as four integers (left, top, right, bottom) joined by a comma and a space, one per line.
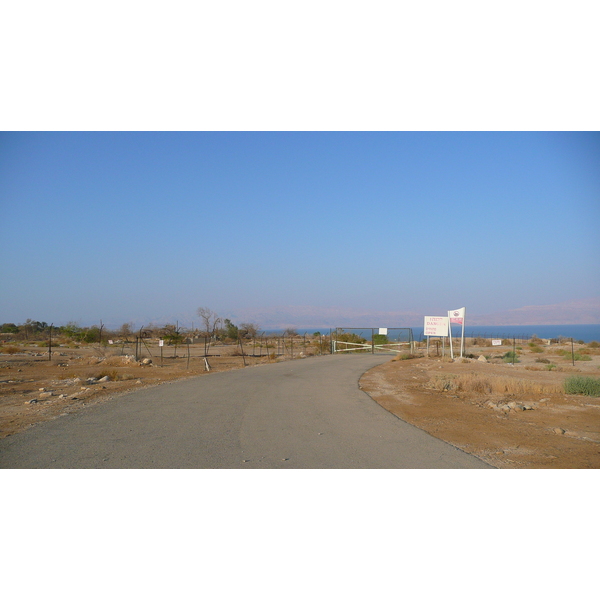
0, 354, 491, 468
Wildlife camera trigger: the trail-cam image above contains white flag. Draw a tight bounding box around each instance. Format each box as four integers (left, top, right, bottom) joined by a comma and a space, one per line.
449, 307, 465, 324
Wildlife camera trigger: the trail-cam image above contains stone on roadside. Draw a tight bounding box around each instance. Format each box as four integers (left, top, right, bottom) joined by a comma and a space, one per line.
477, 355, 487, 363
98, 375, 110, 382
141, 358, 152, 365
554, 427, 565, 435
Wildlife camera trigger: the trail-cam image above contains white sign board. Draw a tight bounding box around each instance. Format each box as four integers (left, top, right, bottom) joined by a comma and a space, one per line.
378, 328, 388, 335
159, 339, 164, 347
492, 339, 502, 346
424, 316, 449, 337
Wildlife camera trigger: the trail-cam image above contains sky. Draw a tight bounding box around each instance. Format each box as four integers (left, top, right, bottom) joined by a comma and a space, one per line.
1, 131, 599, 329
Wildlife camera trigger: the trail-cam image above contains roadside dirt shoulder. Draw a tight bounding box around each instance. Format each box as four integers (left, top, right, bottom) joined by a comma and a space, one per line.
360, 354, 600, 468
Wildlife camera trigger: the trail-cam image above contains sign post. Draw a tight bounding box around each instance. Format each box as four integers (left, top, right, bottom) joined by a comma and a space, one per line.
448, 307, 466, 359
424, 316, 449, 357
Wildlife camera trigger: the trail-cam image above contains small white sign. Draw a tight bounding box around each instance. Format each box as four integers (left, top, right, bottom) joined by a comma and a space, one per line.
108, 340, 113, 345
159, 339, 164, 347
492, 339, 502, 346
378, 328, 388, 335
424, 316, 449, 337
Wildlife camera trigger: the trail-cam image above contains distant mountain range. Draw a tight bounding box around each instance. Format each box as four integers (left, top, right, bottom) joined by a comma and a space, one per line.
466, 297, 600, 326
112, 297, 600, 331
223, 297, 600, 329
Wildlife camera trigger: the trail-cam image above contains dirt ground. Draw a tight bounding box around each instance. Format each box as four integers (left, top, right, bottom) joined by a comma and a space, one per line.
360, 340, 600, 468
2, 337, 600, 469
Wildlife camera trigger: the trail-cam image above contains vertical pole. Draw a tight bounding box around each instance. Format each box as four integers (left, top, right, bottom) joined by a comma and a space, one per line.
460, 310, 465, 358
513, 337, 516, 365
48, 323, 53, 361
238, 335, 247, 366
160, 342, 163, 367
571, 338, 575, 366
187, 340, 190, 369
371, 328, 374, 354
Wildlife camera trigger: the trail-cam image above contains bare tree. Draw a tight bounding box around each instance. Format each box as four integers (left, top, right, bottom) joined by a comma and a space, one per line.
196, 307, 221, 337
119, 322, 134, 339
239, 322, 260, 339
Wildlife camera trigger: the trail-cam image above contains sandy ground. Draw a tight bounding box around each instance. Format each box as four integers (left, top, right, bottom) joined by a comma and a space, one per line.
2, 337, 599, 469
360, 341, 600, 468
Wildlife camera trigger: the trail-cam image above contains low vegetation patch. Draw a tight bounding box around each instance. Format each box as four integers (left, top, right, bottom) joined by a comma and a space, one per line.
564, 376, 600, 397
0, 345, 21, 354
427, 372, 562, 396
502, 351, 520, 363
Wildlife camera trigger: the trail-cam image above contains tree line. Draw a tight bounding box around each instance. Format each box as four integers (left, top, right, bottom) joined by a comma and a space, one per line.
0, 307, 297, 345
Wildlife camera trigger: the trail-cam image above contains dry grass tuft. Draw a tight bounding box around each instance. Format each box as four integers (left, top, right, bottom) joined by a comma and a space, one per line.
427, 372, 562, 396
0, 345, 21, 354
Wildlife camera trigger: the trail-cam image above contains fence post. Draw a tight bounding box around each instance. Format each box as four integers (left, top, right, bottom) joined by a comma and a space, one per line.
238, 335, 247, 366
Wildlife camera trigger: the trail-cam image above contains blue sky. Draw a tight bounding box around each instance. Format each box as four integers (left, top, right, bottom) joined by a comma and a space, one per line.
1, 131, 599, 328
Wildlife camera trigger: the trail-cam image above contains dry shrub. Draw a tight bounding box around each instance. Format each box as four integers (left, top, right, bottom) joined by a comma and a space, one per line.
83, 356, 104, 365
0, 345, 21, 354
427, 373, 561, 396
94, 369, 120, 381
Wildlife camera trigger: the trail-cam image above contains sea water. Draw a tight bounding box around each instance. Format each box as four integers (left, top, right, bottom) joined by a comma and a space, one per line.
264, 324, 600, 343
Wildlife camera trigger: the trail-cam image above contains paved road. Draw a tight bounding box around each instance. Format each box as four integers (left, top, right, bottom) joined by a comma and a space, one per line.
0, 354, 491, 468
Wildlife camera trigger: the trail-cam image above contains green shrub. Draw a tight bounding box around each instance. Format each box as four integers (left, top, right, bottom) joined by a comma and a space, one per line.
502, 351, 520, 363
336, 332, 366, 344
588, 341, 599, 348
564, 376, 600, 397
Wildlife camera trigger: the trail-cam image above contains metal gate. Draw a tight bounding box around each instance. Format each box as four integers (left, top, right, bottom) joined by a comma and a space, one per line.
333, 328, 414, 355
